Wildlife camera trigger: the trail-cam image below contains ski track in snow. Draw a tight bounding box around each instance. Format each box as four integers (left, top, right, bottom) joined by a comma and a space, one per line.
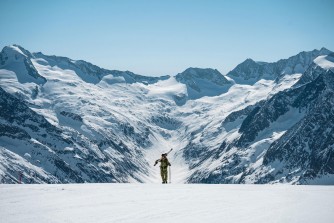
0, 184, 333, 223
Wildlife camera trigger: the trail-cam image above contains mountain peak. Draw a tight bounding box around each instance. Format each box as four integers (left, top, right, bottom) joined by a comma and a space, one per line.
319, 47, 331, 55
175, 67, 231, 99
0, 44, 46, 84
226, 58, 264, 83
244, 58, 256, 63
1, 44, 33, 59
176, 67, 230, 86
177, 67, 222, 79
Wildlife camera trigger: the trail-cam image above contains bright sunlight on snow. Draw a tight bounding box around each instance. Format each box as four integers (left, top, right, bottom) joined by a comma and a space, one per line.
0, 184, 333, 223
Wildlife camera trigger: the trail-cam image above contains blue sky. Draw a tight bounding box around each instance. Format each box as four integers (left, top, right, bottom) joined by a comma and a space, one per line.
1, 0, 333, 76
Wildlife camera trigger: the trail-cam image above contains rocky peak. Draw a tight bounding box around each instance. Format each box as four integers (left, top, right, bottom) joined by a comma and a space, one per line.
227, 48, 333, 84
176, 67, 230, 85
0, 45, 46, 84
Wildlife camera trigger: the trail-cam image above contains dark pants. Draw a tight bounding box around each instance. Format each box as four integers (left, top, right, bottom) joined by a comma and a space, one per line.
160, 166, 168, 183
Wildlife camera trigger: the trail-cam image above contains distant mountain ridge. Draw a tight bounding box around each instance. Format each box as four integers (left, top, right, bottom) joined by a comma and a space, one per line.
1, 45, 169, 85
227, 47, 332, 84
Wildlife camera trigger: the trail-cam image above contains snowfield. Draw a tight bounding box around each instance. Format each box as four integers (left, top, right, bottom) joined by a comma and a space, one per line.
0, 184, 333, 223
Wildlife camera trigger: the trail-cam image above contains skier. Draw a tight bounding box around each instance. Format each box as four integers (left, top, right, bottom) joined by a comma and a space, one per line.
154, 153, 171, 184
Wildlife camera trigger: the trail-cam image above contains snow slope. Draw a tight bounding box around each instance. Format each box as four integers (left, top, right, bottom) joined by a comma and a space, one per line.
0, 184, 333, 223
314, 54, 334, 70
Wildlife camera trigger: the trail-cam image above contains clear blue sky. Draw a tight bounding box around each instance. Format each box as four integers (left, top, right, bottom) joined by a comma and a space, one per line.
1, 0, 333, 76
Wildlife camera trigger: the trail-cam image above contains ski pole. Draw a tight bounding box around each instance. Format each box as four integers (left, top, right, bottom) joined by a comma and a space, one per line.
169, 166, 171, 184
18, 171, 22, 184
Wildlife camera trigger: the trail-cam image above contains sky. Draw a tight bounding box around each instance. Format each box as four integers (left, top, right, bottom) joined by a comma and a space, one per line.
1, 0, 333, 76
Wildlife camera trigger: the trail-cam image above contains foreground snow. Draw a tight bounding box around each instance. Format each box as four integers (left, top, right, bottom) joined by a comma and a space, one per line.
1, 184, 333, 223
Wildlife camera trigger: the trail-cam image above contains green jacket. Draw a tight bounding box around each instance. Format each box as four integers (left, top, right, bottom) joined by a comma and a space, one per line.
155, 158, 171, 168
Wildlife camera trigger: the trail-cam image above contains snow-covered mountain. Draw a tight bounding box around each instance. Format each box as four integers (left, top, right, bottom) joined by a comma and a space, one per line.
0, 44, 333, 184
227, 47, 331, 84
185, 54, 334, 184
175, 68, 232, 100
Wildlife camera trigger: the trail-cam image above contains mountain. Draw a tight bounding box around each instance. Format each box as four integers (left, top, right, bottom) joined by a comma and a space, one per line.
186, 60, 334, 184
227, 47, 331, 84
263, 71, 334, 184
0, 45, 159, 183
0, 44, 333, 184
175, 68, 232, 100
0, 45, 46, 84
34, 52, 170, 85
295, 52, 334, 86
1, 45, 169, 85
0, 86, 149, 183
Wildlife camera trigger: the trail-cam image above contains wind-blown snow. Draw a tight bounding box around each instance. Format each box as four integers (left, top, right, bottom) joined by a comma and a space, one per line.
0, 184, 333, 223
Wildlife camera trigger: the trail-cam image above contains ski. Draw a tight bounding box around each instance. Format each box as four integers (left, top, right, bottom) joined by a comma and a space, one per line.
166, 148, 173, 156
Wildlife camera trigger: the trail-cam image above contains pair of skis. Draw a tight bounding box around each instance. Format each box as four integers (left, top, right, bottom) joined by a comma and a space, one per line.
165, 148, 173, 156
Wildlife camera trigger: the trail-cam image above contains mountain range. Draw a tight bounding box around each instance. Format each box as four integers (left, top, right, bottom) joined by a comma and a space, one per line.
0, 44, 333, 184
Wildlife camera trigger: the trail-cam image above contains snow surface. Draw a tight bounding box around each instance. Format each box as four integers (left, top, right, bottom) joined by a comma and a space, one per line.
314, 55, 334, 70
0, 184, 333, 223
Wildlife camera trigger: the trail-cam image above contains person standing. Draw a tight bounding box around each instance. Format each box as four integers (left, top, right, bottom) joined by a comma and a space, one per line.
154, 153, 171, 184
